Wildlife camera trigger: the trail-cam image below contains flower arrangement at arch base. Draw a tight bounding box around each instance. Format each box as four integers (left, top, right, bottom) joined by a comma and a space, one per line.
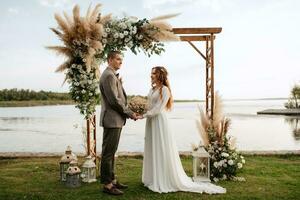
194, 92, 246, 182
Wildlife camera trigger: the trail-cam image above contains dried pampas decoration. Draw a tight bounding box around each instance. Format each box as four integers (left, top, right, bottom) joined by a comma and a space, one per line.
195, 92, 232, 148
149, 13, 180, 41
47, 4, 104, 79
196, 105, 210, 147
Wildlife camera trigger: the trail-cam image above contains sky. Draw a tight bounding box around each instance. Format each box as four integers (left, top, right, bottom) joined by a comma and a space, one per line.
0, 0, 299, 100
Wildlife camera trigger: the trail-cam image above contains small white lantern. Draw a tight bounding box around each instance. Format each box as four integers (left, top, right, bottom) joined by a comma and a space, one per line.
59, 146, 78, 181
192, 143, 211, 182
66, 160, 81, 188
81, 155, 97, 183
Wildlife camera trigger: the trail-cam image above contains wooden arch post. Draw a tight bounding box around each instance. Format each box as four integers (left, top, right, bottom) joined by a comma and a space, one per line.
172, 27, 222, 120
86, 114, 97, 161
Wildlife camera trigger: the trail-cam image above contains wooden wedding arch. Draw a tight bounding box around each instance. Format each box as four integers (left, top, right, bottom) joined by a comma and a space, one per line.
86, 27, 222, 157
172, 27, 222, 119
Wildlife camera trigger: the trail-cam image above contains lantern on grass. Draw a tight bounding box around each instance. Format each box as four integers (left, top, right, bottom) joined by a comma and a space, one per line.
192, 143, 210, 182
66, 160, 81, 188
81, 155, 97, 183
59, 146, 78, 181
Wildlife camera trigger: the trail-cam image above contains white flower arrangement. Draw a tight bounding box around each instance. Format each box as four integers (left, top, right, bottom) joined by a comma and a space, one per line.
207, 139, 245, 181
196, 92, 245, 182
98, 16, 171, 58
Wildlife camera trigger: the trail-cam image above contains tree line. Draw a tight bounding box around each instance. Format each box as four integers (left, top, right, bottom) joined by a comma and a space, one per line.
0, 88, 147, 103
0, 88, 72, 101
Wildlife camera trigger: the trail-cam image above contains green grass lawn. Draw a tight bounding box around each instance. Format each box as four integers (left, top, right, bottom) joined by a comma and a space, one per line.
0, 155, 300, 200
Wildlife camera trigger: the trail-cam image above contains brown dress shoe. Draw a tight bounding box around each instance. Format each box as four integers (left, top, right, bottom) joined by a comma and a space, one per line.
113, 181, 128, 189
103, 185, 124, 195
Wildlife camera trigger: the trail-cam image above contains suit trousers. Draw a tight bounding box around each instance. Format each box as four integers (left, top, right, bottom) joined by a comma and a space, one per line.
100, 127, 122, 184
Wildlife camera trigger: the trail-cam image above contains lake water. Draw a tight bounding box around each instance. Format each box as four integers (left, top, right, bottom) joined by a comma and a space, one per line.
0, 100, 299, 153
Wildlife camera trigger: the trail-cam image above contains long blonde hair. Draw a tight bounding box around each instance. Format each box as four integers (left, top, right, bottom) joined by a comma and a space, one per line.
152, 66, 173, 110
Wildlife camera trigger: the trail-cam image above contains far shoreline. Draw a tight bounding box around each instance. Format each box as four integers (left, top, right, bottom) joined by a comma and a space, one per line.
0, 98, 288, 107
0, 100, 75, 107
0, 100, 204, 107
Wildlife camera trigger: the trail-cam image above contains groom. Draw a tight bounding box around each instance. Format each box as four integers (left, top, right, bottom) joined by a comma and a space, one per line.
99, 51, 138, 195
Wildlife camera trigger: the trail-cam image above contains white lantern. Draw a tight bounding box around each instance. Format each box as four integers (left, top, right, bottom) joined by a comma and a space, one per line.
192, 144, 210, 182
81, 155, 97, 183
66, 160, 81, 188
59, 146, 78, 181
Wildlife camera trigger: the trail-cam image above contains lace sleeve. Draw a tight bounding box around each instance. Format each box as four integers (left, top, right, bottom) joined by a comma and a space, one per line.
143, 86, 170, 118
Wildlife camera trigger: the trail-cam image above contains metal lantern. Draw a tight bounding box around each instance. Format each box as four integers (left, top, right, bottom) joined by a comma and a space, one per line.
81, 155, 97, 183
59, 146, 78, 181
192, 144, 211, 182
66, 160, 81, 188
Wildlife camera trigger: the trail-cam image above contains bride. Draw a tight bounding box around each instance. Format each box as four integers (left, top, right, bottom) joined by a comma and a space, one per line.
138, 66, 226, 194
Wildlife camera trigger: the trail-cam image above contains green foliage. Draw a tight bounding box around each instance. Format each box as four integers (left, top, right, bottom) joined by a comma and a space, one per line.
0, 100, 74, 107
0, 88, 71, 101
285, 84, 300, 109
66, 63, 100, 118
97, 17, 165, 62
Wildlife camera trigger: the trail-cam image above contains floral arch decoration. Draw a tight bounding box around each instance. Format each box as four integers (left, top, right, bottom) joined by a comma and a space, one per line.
48, 4, 222, 159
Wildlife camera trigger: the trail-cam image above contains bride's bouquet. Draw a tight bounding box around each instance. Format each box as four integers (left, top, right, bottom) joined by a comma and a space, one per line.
128, 96, 148, 115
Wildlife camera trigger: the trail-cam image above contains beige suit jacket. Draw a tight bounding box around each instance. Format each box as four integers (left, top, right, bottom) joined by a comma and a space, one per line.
99, 67, 134, 128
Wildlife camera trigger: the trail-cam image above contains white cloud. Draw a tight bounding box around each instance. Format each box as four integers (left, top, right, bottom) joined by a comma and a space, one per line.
8, 8, 19, 15
39, 0, 73, 8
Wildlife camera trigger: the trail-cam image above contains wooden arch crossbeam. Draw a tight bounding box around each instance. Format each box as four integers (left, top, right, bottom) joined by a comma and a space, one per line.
172, 27, 222, 120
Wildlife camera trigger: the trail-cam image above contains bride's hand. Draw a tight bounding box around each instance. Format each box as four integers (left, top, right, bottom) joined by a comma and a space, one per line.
136, 115, 144, 120
131, 113, 138, 121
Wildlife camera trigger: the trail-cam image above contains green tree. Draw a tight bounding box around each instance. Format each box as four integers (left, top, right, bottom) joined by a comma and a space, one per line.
285, 84, 300, 109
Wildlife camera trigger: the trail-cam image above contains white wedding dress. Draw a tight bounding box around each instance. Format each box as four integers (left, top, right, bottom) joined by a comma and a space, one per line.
142, 86, 226, 194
